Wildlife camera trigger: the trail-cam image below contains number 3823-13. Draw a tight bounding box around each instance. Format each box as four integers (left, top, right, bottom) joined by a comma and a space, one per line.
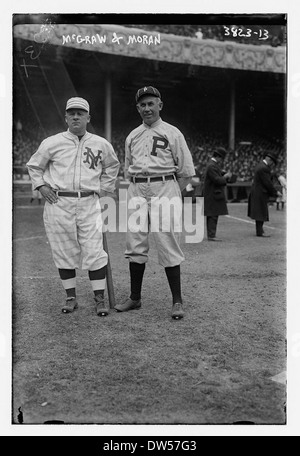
223, 26, 269, 40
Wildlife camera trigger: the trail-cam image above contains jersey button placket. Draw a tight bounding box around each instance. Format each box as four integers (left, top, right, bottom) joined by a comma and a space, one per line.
74, 140, 82, 191
142, 136, 149, 176
146, 135, 151, 174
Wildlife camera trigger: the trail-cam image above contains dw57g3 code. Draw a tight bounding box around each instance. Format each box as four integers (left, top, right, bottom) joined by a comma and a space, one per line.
147, 441, 197, 451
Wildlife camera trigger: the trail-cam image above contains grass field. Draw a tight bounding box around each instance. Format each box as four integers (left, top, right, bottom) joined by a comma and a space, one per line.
12, 190, 286, 427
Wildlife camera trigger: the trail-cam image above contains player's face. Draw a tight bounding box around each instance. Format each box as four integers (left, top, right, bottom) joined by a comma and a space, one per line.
136, 96, 163, 126
65, 109, 90, 135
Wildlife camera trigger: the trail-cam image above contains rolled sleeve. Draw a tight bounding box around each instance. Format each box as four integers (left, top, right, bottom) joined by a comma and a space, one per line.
172, 134, 195, 178
124, 137, 131, 179
26, 140, 50, 190
100, 144, 120, 193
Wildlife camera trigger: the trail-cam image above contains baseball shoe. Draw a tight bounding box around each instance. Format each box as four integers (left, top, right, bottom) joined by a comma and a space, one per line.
94, 295, 109, 317
208, 237, 222, 241
114, 297, 141, 312
62, 297, 78, 313
172, 302, 184, 320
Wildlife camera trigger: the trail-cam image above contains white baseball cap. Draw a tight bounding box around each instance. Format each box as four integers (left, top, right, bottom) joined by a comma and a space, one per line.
66, 97, 90, 113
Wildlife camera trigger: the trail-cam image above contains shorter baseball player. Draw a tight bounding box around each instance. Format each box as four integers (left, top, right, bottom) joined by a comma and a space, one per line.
26, 97, 120, 316
114, 86, 195, 320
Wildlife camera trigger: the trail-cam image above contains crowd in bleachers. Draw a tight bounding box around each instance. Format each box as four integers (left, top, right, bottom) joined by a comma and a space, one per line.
185, 130, 286, 181
13, 130, 40, 179
123, 24, 286, 47
13, 125, 286, 183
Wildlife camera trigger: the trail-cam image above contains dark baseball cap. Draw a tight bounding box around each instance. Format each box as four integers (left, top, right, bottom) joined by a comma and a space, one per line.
214, 147, 227, 159
265, 151, 278, 165
135, 86, 161, 103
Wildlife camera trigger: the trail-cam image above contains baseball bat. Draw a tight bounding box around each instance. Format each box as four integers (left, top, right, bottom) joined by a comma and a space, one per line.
102, 231, 116, 308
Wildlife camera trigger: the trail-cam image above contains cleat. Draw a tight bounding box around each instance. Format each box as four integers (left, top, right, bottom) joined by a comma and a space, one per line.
172, 302, 184, 320
114, 298, 141, 312
62, 297, 78, 313
95, 295, 109, 317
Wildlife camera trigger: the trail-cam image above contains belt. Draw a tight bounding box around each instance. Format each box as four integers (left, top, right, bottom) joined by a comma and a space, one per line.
56, 191, 96, 198
130, 174, 175, 183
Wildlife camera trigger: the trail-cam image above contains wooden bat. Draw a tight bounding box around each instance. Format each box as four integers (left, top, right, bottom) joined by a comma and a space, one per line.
102, 231, 116, 308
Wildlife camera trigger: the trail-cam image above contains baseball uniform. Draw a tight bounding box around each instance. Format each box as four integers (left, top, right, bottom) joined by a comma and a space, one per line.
114, 86, 195, 319
124, 117, 195, 267
27, 129, 120, 270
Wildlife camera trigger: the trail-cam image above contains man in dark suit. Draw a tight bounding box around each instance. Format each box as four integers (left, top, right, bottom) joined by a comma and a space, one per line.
247, 152, 282, 237
203, 147, 232, 241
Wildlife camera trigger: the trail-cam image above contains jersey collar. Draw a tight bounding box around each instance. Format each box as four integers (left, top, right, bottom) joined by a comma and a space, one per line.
65, 129, 89, 140
143, 117, 162, 128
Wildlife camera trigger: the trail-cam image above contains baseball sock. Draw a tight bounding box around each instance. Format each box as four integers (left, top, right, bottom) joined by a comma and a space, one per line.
165, 265, 182, 304
58, 268, 76, 298
88, 266, 107, 297
129, 262, 145, 301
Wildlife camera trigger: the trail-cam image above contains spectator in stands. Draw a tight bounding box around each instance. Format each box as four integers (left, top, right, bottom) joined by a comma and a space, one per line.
195, 28, 203, 39
15, 119, 23, 132
276, 169, 287, 210
247, 152, 282, 237
30, 184, 42, 205
203, 147, 232, 241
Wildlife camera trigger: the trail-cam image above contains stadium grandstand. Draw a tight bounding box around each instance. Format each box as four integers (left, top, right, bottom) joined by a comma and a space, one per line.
13, 15, 287, 195
123, 23, 286, 47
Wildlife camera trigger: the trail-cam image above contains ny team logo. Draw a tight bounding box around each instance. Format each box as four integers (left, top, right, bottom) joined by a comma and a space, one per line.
83, 147, 102, 169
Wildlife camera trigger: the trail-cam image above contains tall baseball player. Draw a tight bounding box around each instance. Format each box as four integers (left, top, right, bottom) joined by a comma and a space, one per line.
26, 97, 120, 316
114, 86, 195, 320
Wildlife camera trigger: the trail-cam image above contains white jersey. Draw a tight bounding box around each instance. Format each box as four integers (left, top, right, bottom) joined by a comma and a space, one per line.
125, 118, 195, 178
26, 129, 120, 194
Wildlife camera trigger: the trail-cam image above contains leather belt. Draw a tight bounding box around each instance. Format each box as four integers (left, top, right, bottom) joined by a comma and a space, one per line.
56, 191, 95, 198
130, 174, 175, 183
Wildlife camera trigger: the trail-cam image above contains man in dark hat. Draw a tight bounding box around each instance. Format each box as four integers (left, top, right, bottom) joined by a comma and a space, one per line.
203, 147, 232, 241
247, 151, 282, 237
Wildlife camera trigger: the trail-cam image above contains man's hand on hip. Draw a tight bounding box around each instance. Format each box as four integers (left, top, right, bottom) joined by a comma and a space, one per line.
39, 185, 58, 204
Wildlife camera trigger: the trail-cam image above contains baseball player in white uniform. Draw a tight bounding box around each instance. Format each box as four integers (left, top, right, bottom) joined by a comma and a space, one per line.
26, 97, 120, 316
114, 86, 195, 319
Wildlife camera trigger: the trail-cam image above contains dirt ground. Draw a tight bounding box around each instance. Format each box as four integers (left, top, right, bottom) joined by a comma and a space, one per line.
12, 189, 286, 428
